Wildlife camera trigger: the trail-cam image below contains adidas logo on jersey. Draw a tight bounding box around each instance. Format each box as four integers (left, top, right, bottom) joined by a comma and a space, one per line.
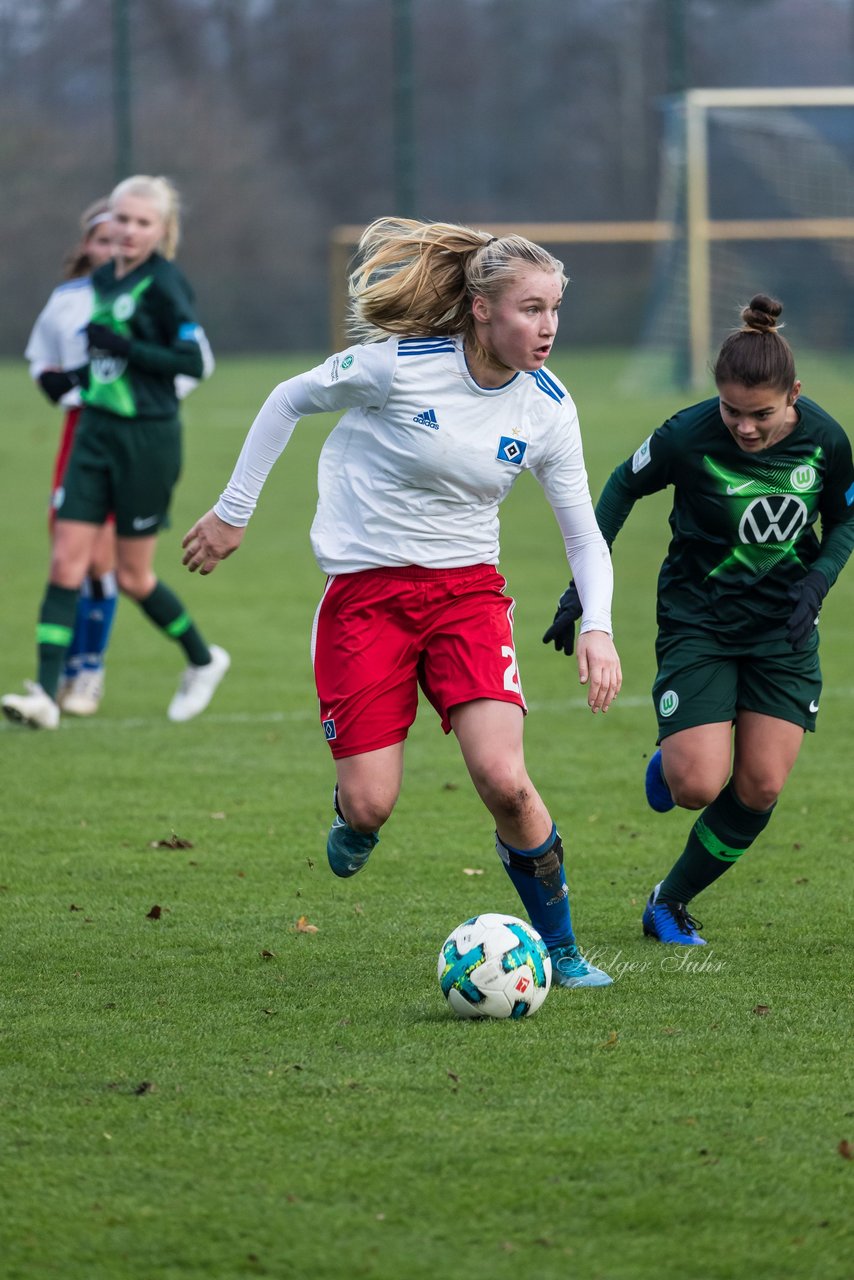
413, 408, 440, 429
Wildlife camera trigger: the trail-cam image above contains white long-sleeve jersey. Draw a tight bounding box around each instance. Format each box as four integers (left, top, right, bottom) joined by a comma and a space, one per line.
215, 335, 613, 633
25, 276, 215, 408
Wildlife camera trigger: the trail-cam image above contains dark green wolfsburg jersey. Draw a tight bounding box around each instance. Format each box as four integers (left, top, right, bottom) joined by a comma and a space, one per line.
82, 252, 204, 419
596, 396, 854, 639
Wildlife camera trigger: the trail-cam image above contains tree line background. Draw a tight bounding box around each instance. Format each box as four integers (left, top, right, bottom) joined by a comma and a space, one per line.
1, 0, 853, 358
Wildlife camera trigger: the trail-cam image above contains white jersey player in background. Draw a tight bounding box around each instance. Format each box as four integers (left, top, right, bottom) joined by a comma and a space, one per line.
25, 199, 216, 717
25, 199, 118, 716
183, 217, 621, 991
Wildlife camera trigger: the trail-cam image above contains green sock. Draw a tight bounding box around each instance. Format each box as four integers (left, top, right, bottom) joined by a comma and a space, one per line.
659, 781, 775, 906
37, 583, 79, 698
138, 581, 210, 666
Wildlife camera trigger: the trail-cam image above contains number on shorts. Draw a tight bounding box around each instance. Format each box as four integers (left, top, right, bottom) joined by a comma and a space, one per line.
502, 645, 519, 692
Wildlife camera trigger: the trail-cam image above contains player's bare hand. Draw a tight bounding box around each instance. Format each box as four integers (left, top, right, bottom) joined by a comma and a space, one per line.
576, 631, 622, 713
182, 510, 244, 575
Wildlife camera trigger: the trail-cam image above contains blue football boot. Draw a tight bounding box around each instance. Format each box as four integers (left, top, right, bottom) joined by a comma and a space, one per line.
549, 943, 613, 989
642, 883, 706, 945
326, 787, 378, 878
645, 749, 675, 813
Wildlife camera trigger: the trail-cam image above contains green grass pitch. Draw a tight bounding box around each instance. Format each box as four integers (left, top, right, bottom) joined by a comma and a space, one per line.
1, 351, 852, 1279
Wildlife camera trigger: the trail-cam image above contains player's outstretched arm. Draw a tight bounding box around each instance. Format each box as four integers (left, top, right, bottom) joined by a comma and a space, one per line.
182, 510, 245, 575
576, 630, 621, 714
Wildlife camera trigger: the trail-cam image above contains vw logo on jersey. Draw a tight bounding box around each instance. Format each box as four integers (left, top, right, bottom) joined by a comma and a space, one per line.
113, 293, 136, 322
496, 436, 528, 466
738, 494, 808, 545
789, 464, 817, 492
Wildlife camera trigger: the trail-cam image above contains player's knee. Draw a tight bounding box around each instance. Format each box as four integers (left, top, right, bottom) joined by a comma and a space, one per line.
339, 793, 393, 834
732, 774, 783, 813
669, 777, 720, 810
479, 766, 536, 825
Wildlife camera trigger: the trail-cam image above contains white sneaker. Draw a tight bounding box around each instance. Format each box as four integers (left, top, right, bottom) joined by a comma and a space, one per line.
59, 668, 105, 717
2, 681, 60, 730
167, 645, 230, 722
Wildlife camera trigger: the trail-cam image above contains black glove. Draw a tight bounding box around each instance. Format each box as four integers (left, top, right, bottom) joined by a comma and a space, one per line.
786, 569, 828, 649
542, 580, 583, 656
38, 367, 84, 404
86, 322, 131, 357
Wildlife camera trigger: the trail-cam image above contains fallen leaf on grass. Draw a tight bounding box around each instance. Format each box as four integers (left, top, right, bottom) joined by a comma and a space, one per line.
260, 949, 277, 959
262, 1008, 276, 1016
598, 1030, 619, 1049
295, 915, 318, 933
69, 904, 83, 911
447, 1070, 460, 1083
133, 1081, 155, 1095
150, 833, 193, 849
462, 868, 484, 876
839, 1139, 853, 1160
210, 812, 226, 820
752, 1004, 771, 1016
146, 905, 162, 920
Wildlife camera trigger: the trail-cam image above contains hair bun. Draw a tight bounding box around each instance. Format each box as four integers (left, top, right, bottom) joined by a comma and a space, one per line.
741, 293, 782, 334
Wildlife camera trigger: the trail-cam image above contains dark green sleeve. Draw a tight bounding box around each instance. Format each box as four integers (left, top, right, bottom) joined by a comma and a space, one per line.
594, 462, 641, 547
594, 422, 677, 547
813, 430, 854, 589
128, 272, 204, 379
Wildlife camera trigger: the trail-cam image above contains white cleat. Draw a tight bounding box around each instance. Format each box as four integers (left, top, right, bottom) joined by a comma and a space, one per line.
2, 681, 61, 730
59, 668, 104, 717
167, 645, 230, 722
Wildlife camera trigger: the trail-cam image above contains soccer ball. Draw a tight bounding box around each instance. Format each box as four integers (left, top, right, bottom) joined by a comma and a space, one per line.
437, 913, 552, 1019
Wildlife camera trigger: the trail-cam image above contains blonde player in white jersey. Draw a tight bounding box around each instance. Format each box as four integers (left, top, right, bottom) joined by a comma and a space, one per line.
183, 218, 621, 990
25, 199, 118, 716
24, 198, 216, 718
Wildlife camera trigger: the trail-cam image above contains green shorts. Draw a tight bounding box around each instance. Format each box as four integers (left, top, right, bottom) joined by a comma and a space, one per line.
56, 407, 182, 538
652, 627, 822, 741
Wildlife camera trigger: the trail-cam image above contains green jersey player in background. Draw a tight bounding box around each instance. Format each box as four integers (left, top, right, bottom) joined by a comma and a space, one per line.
3, 175, 228, 730
544, 294, 854, 945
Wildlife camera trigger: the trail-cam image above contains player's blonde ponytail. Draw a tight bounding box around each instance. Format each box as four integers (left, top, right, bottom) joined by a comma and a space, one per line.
347, 217, 566, 363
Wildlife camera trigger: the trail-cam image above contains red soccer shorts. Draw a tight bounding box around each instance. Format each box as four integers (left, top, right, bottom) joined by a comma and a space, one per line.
312, 563, 527, 759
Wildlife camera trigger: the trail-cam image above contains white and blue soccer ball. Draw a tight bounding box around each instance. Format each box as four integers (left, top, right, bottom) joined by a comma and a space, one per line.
438, 913, 552, 1019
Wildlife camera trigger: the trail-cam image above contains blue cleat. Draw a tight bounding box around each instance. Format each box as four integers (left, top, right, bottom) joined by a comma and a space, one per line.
326, 815, 378, 877
326, 787, 378, 878
645, 749, 675, 812
549, 943, 613, 989
642, 883, 706, 945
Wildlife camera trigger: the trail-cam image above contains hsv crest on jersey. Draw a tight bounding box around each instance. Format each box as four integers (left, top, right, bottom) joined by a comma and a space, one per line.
496, 436, 528, 466
322, 718, 337, 740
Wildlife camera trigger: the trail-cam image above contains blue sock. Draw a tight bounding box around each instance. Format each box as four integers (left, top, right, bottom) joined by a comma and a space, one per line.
495, 824, 575, 949
77, 573, 118, 672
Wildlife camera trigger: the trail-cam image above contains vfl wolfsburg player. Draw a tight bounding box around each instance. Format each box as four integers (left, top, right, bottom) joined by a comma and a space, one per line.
545, 295, 854, 944
3, 176, 228, 730
184, 218, 622, 990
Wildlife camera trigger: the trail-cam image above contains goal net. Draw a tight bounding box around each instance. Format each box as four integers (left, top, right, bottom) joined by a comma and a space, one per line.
624, 88, 854, 390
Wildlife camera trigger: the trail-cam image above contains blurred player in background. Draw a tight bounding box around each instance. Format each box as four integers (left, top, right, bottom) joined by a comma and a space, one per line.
182, 217, 621, 991
544, 294, 854, 945
4, 175, 227, 730
25, 198, 117, 716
